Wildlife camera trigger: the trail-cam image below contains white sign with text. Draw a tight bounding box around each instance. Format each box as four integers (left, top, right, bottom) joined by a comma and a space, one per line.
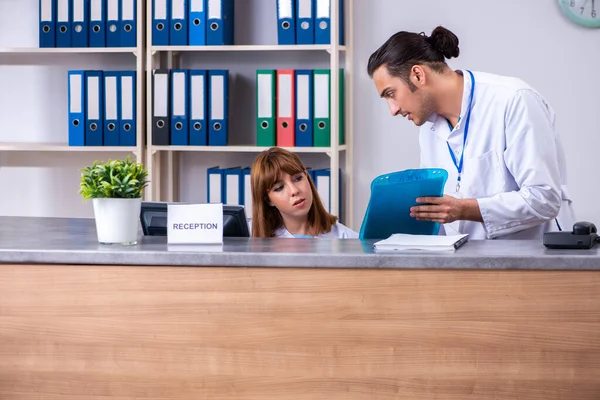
167, 203, 223, 244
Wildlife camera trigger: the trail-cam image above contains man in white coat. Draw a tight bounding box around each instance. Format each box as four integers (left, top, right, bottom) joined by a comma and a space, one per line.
367, 26, 576, 240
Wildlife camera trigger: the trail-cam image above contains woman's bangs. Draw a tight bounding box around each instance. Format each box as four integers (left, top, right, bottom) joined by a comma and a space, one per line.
265, 154, 304, 187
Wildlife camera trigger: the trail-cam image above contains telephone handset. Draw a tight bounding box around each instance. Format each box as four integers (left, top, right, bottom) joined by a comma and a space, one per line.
543, 221, 599, 249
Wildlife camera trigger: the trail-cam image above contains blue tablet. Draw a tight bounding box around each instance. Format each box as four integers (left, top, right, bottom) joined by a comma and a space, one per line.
359, 168, 448, 239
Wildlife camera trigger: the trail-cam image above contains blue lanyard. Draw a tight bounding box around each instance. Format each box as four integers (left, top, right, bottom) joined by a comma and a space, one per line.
446, 70, 475, 192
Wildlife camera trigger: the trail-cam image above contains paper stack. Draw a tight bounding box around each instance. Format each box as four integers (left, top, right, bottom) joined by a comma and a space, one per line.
373, 233, 469, 253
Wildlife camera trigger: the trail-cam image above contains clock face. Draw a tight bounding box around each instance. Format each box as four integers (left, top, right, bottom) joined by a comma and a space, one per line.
558, 0, 600, 28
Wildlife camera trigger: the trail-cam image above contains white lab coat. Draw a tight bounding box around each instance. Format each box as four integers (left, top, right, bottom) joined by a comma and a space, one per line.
420, 70, 576, 240
247, 219, 358, 238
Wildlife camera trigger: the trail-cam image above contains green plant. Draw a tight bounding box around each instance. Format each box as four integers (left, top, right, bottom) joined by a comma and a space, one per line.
79, 156, 148, 200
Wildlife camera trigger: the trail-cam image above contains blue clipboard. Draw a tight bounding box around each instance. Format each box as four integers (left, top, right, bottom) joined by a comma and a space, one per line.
359, 168, 448, 239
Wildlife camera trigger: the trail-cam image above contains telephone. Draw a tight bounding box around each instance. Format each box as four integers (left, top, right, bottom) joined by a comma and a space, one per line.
543, 221, 599, 249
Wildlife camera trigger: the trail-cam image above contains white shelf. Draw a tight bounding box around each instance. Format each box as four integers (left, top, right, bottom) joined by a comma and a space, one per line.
0, 47, 138, 54
151, 44, 346, 53
0, 143, 138, 152
150, 145, 347, 153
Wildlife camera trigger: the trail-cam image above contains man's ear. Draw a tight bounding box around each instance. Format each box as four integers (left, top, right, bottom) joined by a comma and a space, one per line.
411, 65, 427, 86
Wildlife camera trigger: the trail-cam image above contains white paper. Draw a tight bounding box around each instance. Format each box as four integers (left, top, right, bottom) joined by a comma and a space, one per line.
210, 75, 224, 119
209, 173, 221, 203
69, 74, 82, 113
122, 0, 134, 20
316, 0, 330, 18
57, 0, 69, 22
208, 0, 221, 19
314, 73, 329, 118
121, 76, 133, 120
41, 0, 53, 21
73, 0, 84, 22
316, 175, 330, 212
87, 76, 100, 120
91, 0, 102, 21
226, 175, 239, 205
244, 174, 252, 218
374, 234, 469, 252
278, 73, 292, 118
298, 0, 312, 18
278, 0, 292, 18
172, 0, 185, 19
257, 73, 273, 118
154, 0, 167, 19
297, 74, 309, 119
173, 72, 186, 117
191, 75, 205, 120
105, 76, 117, 120
108, 0, 119, 20
154, 72, 168, 117
191, 0, 204, 12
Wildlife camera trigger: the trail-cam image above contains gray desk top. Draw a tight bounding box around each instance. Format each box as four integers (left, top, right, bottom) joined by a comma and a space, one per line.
0, 216, 598, 270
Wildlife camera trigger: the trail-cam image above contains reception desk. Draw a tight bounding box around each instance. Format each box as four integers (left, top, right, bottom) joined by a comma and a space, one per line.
1, 216, 599, 399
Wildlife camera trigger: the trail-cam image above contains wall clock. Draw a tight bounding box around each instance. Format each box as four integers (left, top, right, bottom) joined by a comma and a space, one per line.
558, 0, 600, 28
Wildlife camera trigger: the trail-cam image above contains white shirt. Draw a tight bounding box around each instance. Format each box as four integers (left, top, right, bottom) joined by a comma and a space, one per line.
247, 219, 358, 238
274, 222, 359, 238
420, 70, 576, 240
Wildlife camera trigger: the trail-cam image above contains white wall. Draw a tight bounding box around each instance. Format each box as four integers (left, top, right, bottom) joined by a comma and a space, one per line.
353, 0, 600, 229
2, 0, 599, 231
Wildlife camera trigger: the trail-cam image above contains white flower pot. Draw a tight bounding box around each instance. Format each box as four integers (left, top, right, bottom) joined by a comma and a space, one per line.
92, 197, 142, 245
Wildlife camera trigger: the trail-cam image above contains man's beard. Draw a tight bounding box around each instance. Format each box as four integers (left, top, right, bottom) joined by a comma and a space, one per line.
413, 90, 437, 126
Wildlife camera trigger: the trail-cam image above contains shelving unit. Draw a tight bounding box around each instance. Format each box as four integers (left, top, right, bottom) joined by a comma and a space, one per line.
151, 45, 346, 52
0, 47, 138, 54
150, 145, 347, 153
144, 0, 354, 227
0, 142, 138, 152
0, 4, 146, 165
0, 0, 355, 225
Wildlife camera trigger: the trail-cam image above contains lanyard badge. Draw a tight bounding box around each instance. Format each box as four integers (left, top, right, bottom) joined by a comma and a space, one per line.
446, 70, 475, 192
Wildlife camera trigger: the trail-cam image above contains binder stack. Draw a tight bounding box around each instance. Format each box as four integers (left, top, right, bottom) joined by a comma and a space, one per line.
152, 0, 234, 46
152, 69, 229, 146
276, 0, 344, 45
68, 70, 137, 146
207, 166, 251, 209
39, 0, 137, 48
255, 68, 344, 147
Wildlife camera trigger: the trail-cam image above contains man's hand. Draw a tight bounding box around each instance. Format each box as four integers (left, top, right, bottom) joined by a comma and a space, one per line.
410, 195, 483, 224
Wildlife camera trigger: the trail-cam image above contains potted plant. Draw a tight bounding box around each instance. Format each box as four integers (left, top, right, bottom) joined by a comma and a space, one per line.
80, 156, 149, 245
